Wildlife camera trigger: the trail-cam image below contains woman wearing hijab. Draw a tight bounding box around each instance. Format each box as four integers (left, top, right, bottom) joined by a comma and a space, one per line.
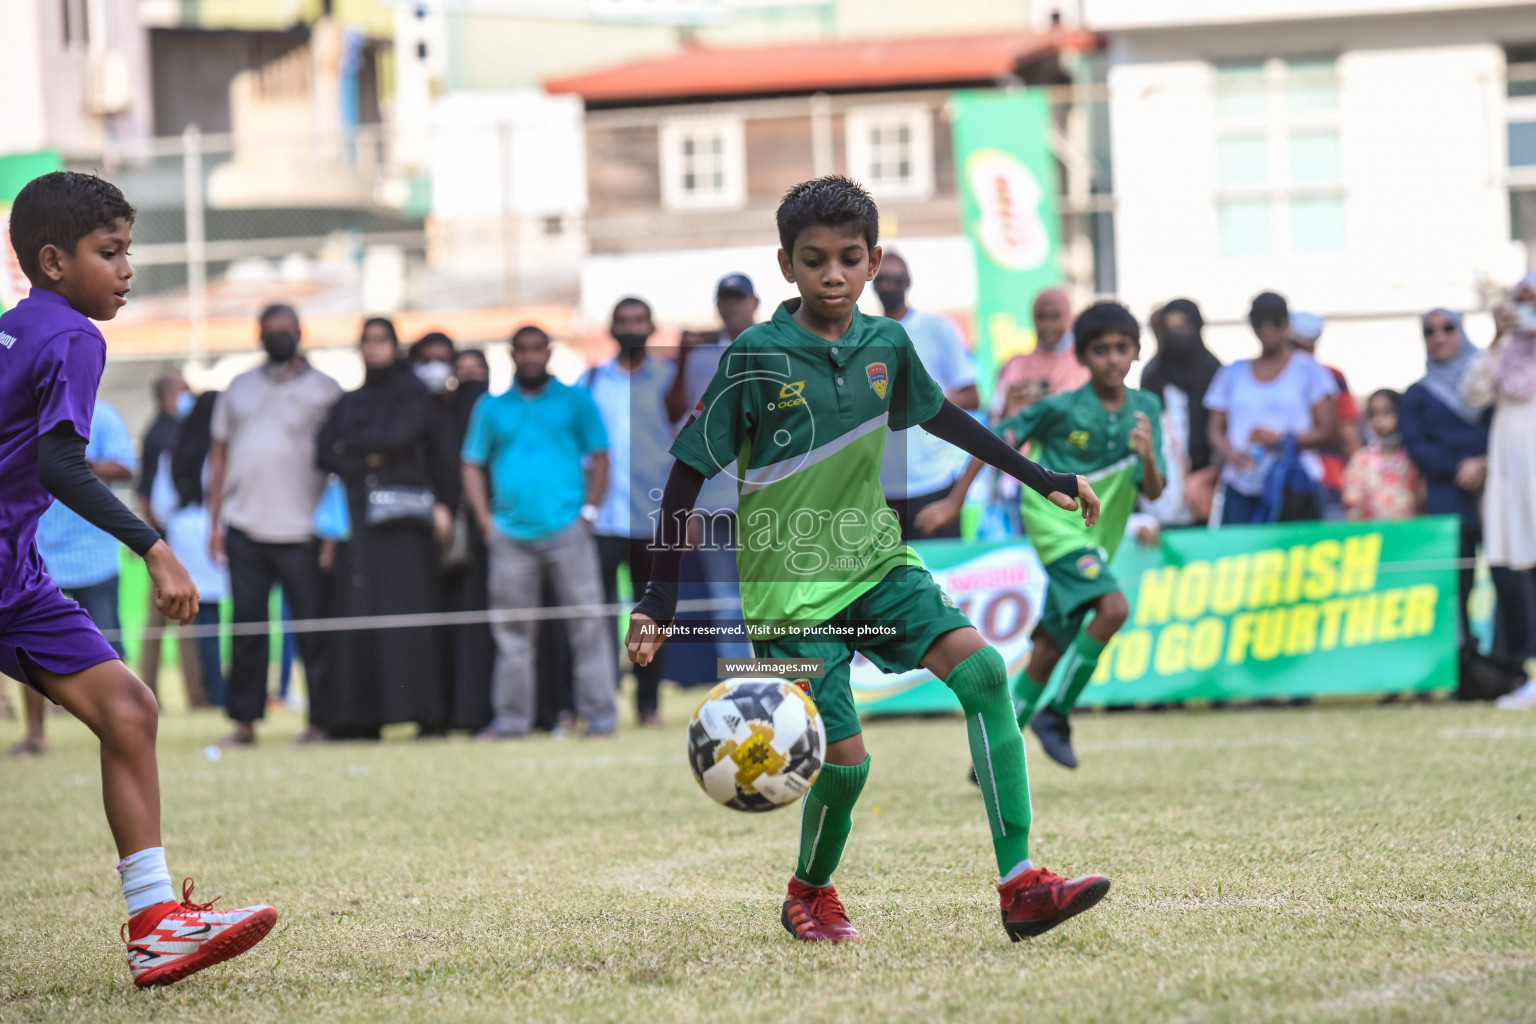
1464, 275, 1536, 706
992, 288, 1089, 420
1400, 308, 1491, 646
1139, 299, 1223, 524
406, 332, 497, 734
315, 318, 451, 738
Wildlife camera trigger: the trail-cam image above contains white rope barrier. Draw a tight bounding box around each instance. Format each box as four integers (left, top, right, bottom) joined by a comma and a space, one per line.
101, 597, 745, 643
101, 554, 1484, 644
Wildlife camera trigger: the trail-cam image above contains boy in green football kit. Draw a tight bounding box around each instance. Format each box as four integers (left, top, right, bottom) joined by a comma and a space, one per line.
921, 302, 1166, 770
627, 176, 1112, 943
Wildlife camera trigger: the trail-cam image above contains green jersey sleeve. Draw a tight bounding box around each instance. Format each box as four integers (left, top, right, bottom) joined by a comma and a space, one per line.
669, 346, 757, 479
992, 395, 1058, 450
887, 325, 947, 431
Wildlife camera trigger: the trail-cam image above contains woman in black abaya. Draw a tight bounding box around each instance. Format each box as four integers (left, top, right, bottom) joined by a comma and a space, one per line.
316, 318, 450, 738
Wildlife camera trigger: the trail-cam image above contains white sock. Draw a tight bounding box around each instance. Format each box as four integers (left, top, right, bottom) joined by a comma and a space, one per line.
1001, 859, 1035, 885
117, 847, 175, 916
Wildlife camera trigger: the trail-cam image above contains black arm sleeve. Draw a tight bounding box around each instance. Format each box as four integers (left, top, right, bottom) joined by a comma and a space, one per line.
37, 425, 162, 557
630, 459, 707, 626
918, 399, 1078, 499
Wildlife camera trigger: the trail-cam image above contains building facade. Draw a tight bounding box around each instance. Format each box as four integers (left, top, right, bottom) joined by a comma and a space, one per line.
546, 30, 1099, 325
1087, 0, 1536, 389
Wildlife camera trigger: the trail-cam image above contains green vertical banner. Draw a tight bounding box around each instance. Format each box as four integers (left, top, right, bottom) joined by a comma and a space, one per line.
0, 151, 63, 312
853, 517, 1461, 714
951, 90, 1061, 404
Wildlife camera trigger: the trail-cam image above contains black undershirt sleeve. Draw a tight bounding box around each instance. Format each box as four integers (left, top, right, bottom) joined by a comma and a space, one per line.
918, 399, 1078, 500
37, 425, 162, 557
630, 459, 706, 626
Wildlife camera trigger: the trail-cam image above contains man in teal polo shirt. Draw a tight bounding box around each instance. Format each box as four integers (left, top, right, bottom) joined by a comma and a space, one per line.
462, 325, 617, 738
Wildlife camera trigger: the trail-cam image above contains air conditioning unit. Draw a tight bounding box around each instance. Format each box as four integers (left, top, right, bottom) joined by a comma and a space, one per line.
83, 52, 132, 115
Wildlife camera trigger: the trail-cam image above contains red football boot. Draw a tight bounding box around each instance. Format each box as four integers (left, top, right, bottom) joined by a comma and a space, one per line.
122, 879, 277, 987
781, 877, 861, 942
998, 865, 1109, 941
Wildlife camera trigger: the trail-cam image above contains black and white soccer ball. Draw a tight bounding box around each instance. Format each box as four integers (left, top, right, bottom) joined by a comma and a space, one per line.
687, 679, 826, 812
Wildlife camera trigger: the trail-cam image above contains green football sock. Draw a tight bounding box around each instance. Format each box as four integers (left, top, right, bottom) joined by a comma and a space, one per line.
1010, 670, 1049, 729
1049, 630, 1109, 715
948, 646, 1032, 875
795, 755, 870, 888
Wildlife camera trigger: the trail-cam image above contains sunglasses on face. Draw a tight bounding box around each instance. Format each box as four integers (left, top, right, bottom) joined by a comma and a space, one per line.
875, 276, 909, 287
1423, 324, 1457, 337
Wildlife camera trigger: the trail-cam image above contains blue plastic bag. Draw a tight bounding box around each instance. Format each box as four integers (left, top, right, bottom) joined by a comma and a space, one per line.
313, 476, 352, 541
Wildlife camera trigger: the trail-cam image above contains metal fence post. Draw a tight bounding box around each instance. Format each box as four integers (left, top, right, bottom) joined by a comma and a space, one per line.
183, 124, 208, 367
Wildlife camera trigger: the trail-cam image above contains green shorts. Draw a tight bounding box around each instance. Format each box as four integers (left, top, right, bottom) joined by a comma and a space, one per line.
751, 564, 972, 744
1033, 547, 1121, 649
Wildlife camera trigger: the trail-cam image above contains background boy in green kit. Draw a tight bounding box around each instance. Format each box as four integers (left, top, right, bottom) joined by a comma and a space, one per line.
920, 302, 1165, 770
626, 176, 1113, 945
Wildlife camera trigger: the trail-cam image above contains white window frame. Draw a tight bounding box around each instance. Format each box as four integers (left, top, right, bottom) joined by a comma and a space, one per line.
1506, 63, 1536, 187
658, 115, 745, 211
1213, 56, 1345, 258
1505, 49, 1536, 244
845, 103, 934, 200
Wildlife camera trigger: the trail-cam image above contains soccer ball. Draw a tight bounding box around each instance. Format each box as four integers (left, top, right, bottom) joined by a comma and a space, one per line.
687, 679, 826, 812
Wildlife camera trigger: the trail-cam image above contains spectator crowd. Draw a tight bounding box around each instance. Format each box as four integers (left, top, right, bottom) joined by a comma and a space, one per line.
7, 264, 1536, 749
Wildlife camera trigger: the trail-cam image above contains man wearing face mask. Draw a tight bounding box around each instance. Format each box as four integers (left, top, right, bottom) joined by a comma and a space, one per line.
581, 297, 676, 725
207, 303, 342, 747
872, 251, 980, 540
462, 325, 617, 739
662, 274, 757, 668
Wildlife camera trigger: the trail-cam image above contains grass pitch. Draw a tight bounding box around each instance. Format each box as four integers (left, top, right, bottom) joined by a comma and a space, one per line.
2, 688, 1534, 1024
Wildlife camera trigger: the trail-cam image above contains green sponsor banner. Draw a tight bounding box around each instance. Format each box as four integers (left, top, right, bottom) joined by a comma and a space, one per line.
951, 90, 1061, 405
0, 151, 63, 312
853, 516, 1460, 714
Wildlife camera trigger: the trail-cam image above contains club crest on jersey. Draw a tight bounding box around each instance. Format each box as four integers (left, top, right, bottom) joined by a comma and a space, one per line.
1077, 554, 1102, 580
865, 362, 888, 399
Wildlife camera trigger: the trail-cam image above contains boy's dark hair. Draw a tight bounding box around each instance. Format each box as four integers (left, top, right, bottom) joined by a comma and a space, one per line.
1367, 388, 1401, 412
1073, 301, 1141, 359
408, 331, 455, 362
258, 303, 300, 329
1248, 290, 1288, 326
456, 348, 490, 371
612, 296, 652, 321
9, 171, 136, 283
511, 324, 550, 348
776, 175, 879, 254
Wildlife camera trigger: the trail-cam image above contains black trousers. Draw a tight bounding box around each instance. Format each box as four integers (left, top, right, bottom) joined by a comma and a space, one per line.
886, 485, 962, 542
596, 533, 663, 715
225, 526, 328, 726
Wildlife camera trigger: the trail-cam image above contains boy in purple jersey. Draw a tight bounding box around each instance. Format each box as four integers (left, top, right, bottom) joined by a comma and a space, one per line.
0, 172, 276, 987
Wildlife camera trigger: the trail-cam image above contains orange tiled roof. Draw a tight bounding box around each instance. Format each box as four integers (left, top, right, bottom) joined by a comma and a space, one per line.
544, 29, 1096, 104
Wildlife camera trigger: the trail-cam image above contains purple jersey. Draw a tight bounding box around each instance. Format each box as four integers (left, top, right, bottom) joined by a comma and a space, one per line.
0, 288, 106, 611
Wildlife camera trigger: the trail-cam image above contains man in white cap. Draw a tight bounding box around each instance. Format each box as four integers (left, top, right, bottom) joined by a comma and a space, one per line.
663, 273, 757, 661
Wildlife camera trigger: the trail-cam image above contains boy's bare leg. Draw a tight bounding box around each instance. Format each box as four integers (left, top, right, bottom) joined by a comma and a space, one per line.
7, 687, 50, 756
33, 660, 161, 857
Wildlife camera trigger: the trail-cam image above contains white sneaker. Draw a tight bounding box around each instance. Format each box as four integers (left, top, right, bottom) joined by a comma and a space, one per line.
123, 879, 277, 987
1496, 679, 1536, 710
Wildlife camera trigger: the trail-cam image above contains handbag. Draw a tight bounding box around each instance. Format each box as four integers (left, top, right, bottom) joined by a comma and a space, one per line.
364, 477, 436, 528
1257, 435, 1320, 523
313, 475, 352, 541
440, 505, 473, 569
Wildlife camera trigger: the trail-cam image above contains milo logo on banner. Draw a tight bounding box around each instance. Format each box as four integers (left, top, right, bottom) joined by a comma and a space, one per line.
851, 543, 1046, 713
